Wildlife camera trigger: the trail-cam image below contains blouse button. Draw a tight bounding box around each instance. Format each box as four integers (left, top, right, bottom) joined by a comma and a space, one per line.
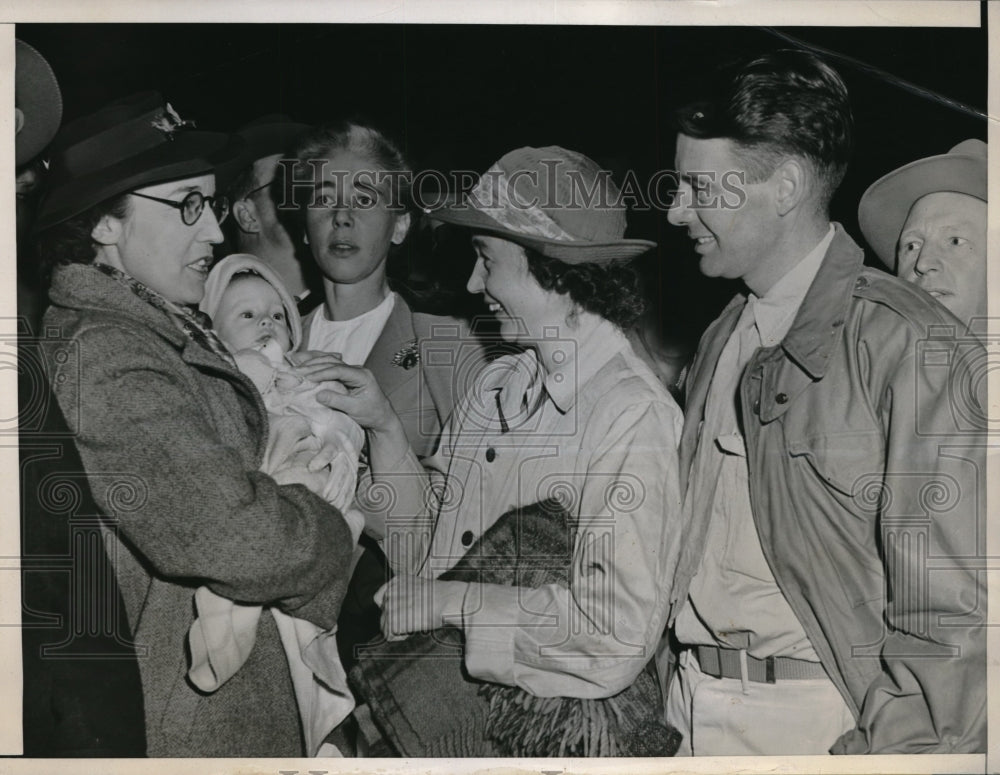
776, 392, 789, 404
485, 447, 497, 462
461, 530, 475, 547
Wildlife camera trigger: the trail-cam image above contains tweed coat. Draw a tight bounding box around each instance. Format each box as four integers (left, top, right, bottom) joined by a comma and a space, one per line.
20, 375, 146, 756
41, 263, 354, 757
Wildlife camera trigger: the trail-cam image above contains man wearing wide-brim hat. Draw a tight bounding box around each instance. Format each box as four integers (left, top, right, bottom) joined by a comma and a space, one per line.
216, 114, 315, 311
858, 139, 987, 327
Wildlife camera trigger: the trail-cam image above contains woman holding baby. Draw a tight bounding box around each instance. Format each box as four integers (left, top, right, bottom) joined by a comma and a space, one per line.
34, 93, 355, 757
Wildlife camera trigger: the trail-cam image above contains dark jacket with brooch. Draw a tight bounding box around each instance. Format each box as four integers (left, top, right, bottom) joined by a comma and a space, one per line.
302, 293, 489, 674
301, 293, 487, 460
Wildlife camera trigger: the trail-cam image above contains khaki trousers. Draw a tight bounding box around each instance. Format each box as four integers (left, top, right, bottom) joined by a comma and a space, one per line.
666, 648, 855, 756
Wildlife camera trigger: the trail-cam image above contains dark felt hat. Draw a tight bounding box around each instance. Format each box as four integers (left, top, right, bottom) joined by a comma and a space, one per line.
214, 114, 311, 195
15, 40, 63, 166
36, 91, 242, 231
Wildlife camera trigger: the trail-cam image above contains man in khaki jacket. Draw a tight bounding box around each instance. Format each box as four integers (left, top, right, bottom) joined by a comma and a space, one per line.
662, 50, 985, 755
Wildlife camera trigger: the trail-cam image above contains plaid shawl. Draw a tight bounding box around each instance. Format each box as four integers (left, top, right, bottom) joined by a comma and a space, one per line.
349, 499, 681, 757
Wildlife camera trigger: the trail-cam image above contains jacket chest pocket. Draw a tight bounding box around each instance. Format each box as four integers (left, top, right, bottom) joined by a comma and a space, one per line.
786, 430, 883, 499
785, 430, 885, 607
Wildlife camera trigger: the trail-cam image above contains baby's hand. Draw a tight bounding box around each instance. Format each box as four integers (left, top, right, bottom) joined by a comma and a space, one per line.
273, 370, 304, 391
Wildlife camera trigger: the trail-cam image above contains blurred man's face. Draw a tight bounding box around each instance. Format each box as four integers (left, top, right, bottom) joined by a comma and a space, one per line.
896, 191, 987, 325
250, 154, 295, 250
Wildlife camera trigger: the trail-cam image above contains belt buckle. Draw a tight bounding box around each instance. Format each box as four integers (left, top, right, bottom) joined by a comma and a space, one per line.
765, 655, 776, 684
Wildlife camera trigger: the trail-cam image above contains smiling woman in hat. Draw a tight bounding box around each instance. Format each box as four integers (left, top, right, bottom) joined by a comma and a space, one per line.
314, 147, 682, 719
858, 139, 987, 327
34, 92, 355, 757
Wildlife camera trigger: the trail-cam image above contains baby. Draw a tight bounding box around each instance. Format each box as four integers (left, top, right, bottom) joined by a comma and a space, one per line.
203, 254, 364, 511
189, 254, 364, 756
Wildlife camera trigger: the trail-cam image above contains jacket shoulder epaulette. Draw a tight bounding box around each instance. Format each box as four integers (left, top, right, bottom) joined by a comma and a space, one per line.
850, 267, 964, 335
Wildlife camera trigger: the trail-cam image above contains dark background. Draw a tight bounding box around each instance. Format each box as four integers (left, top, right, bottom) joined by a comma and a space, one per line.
17, 22, 988, 348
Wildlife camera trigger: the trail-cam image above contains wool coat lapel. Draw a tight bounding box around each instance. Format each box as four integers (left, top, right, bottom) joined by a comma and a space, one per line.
364, 294, 419, 400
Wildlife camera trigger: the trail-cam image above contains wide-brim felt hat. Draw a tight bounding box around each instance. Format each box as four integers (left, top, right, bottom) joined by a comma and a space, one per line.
426, 146, 656, 265
214, 114, 311, 194
16, 39, 63, 166
858, 139, 987, 269
36, 91, 243, 232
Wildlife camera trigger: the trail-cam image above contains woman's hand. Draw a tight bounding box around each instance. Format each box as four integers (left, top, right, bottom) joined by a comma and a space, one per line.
375, 575, 468, 640
291, 353, 414, 477
308, 363, 399, 435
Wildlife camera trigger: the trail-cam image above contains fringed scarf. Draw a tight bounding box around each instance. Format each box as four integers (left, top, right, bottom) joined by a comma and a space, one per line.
350, 499, 681, 757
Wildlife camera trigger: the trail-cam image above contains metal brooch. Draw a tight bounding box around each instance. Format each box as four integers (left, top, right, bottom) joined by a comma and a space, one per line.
150, 103, 196, 140
392, 339, 420, 370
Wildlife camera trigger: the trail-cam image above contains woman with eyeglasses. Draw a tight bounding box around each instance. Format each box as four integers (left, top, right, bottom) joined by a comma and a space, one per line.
34, 93, 356, 757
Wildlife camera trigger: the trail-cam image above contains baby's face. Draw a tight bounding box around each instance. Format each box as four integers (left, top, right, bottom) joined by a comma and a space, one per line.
214, 276, 292, 353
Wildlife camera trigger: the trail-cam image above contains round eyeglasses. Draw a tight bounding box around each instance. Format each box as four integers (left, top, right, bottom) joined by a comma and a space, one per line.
131, 190, 230, 226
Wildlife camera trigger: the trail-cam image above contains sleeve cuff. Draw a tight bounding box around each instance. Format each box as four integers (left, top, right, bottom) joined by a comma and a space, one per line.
461, 583, 522, 685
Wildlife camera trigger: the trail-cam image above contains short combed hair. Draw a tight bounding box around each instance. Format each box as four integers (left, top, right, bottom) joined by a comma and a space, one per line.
674, 49, 853, 210
281, 119, 418, 292
288, 120, 413, 216
523, 248, 645, 330
35, 194, 131, 282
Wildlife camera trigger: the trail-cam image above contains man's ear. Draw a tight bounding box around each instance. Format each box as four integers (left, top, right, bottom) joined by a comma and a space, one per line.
91, 214, 123, 246
773, 158, 807, 216
232, 199, 260, 234
391, 211, 412, 245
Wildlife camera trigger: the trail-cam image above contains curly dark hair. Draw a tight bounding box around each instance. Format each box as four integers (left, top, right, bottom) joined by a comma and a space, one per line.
523, 248, 645, 330
34, 194, 131, 283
